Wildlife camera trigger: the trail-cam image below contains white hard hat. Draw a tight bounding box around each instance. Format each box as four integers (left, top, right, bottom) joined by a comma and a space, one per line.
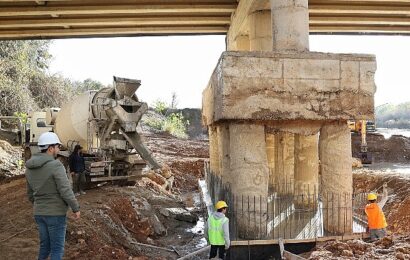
38, 132, 61, 150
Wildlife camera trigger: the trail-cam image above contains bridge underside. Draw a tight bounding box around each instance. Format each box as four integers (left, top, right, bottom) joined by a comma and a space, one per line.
1, 0, 410, 40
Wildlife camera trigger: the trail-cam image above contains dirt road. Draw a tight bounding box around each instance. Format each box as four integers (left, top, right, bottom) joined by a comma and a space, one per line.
0, 133, 209, 260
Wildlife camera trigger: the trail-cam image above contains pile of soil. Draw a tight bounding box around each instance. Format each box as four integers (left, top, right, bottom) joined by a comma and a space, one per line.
306, 235, 410, 259
144, 133, 209, 192
352, 133, 410, 163
354, 169, 410, 234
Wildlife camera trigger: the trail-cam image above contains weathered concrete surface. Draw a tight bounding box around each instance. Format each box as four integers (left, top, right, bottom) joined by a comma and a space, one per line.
228, 124, 269, 197
271, 0, 309, 52
202, 51, 376, 125
234, 35, 250, 51
209, 126, 219, 175
319, 122, 353, 234
217, 125, 231, 184
294, 134, 319, 208
267, 132, 294, 195
266, 133, 276, 189
228, 124, 269, 239
249, 10, 272, 51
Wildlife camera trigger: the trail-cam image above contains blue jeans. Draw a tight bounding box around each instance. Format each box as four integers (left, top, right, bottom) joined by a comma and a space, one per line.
34, 215, 67, 260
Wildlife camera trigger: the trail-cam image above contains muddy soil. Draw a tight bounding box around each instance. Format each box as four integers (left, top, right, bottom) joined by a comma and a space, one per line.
352, 133, 410, 163
305, 168, 410, 259
0, 133, 209, 260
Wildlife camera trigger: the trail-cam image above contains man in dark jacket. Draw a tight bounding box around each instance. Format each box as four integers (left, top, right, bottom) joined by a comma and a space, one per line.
26, 132, 80, 260
68, 144, 86, 196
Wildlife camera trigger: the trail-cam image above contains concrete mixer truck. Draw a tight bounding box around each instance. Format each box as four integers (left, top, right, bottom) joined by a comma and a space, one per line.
24, 76, 161, 183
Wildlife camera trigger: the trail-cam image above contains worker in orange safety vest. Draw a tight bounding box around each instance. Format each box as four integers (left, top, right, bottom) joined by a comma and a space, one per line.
365, 183, 388, 240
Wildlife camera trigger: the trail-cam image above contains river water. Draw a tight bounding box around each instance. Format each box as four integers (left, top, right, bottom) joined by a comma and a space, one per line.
375, 128, 410, 139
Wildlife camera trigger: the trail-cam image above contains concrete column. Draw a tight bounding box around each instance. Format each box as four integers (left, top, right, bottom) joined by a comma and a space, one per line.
319, 122, 353, 234
209, 126, 219, 176
249, 10, 273, 51
266, 133, 276, 191
230, 124, 269, 239
235, 35, 250, 51
270, 0, 309, 52
217, 125, 230, 185
276, 132, 294, 195
294, 134, 318, 208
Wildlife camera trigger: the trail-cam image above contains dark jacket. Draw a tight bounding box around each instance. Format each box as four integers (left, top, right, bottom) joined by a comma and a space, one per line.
68, 153, 85, 173
26, 153, 80, 215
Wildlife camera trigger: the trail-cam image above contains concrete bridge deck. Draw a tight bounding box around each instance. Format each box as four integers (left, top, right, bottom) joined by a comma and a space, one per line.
1, 0, 410, 39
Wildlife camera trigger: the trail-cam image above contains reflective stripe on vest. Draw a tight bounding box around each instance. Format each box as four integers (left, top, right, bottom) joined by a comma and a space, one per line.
208, 215, 227, 246
365, 203, 387, 229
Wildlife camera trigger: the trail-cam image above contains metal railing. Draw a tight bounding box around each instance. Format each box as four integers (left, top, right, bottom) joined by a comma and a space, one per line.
204, 163, 367, 241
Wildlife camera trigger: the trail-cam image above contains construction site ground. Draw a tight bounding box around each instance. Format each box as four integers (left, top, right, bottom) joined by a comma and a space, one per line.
2, 131, 410, 259
0, 132, 209, 260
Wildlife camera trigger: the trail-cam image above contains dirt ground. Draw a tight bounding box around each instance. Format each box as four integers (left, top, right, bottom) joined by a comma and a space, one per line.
0, 133, 209, 260
3, 130, 410, 259
304, 167, 410, 259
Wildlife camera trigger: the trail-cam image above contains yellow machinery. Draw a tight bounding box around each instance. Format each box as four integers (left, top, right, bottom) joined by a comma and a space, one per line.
348, 120, 373, 164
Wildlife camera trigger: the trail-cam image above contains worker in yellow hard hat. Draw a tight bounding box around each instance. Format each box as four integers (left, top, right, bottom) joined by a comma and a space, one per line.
204, 200, 230, 259
365, 183, 389, 240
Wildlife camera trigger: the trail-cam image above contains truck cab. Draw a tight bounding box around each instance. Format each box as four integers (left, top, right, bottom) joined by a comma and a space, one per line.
24, 112, 53, 160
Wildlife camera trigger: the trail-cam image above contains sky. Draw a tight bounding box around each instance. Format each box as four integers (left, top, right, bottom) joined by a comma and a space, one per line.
49, 35, 410, 108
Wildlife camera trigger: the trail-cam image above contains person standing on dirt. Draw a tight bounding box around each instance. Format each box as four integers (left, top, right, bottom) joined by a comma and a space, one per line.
365, 183, 388, 240
205, 200, 230, 259
26, 132, 80, 260
69, 144, 86, 196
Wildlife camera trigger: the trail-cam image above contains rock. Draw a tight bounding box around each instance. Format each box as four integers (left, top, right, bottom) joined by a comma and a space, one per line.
158, 165, 173, 179
175, 212, 198, 223
396, 252, 406, 260
149, 214, 166, 236
146, 237, 155, 245
352, 157, 363, 168
159, 208, 170, 217
78, 239, 86, 244
341, 250, 353, 257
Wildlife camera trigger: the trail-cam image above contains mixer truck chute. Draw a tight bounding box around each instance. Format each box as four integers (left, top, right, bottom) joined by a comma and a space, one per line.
25, 76, 161, 183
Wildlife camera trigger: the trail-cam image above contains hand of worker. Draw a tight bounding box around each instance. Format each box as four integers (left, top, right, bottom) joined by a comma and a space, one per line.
71, 211, 81, 220
225, 245, 229, 250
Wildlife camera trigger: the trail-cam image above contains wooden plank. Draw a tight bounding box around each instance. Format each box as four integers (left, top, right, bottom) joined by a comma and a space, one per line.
91, 175, 129, 182
230, 233, 369, 246
283, 251, 306, 260
0, 4, 237, 17
0, 16, 231, 29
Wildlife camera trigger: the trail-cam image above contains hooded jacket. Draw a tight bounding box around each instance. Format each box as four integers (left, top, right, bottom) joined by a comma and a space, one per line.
26, 153, 80, 216
204, 212, 230, 248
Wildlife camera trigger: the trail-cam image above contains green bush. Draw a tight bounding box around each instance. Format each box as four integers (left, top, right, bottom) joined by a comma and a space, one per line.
152, 100, 168, 115
143, 112, 189, 139
162, 113, 189, 139
143, 116, 163, 130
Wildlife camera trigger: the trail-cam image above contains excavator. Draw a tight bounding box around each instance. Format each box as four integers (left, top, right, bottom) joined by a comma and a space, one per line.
349, 120, 374, 164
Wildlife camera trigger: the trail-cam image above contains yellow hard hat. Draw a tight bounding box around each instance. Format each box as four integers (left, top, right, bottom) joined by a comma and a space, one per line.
367, 193, 377, 201
215, 201, 228, 210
